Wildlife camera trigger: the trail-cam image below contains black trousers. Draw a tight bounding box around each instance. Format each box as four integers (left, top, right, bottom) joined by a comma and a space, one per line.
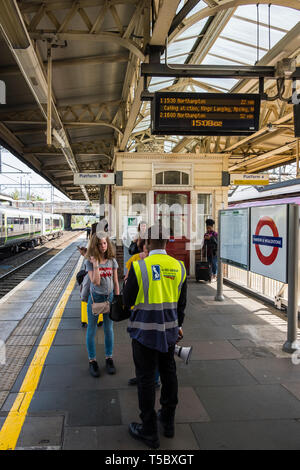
132, 339, 178, 434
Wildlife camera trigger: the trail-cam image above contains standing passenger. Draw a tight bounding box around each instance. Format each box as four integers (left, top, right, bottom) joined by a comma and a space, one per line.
204, 218, 218, 281
123, 223, 187, 449
85, 232, 119, 377
86, 223, 91, 240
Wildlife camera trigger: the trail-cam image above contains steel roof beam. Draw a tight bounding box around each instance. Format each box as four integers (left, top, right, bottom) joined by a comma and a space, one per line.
19, 0, 138, 14
29, 32, 145, 62
0, 53, 129, 76
141, 63, 300, 80
229, 141, 297, 171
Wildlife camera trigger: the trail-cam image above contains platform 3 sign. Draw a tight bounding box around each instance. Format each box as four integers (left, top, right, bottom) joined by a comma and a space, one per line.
74, 173, 115, 185
250, 205, 288, 283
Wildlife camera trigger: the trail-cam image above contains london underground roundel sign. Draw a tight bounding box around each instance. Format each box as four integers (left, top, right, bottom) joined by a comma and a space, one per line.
253, 216, 282, 265
250, 205, 287, 283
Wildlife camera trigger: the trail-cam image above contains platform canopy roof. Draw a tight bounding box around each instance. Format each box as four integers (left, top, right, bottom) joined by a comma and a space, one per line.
0, 0, 299, 200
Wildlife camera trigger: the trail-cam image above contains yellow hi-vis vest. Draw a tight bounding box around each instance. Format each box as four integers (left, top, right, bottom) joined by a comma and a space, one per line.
127, 254, 186, 352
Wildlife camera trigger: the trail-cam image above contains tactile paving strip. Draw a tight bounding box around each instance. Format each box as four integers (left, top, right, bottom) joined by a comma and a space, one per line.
0, 251, 80, 408
0, 391, 9, 406
6, 336, 37, 347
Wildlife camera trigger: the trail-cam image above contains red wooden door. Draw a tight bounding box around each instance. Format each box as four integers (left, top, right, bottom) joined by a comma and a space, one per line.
154, 191, 190, 273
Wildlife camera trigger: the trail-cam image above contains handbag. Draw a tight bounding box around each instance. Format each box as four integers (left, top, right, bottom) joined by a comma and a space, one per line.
91, 291, 110, 316
109, 294, 131, 322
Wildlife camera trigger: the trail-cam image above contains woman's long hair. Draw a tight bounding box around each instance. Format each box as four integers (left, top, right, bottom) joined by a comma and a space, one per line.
86, 232, 115, 262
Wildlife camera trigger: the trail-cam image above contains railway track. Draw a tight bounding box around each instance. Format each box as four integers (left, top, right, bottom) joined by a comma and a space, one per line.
0, 231, 82, 299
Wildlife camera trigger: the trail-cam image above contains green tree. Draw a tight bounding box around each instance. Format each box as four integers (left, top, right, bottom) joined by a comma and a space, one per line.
11, 190, 20, 200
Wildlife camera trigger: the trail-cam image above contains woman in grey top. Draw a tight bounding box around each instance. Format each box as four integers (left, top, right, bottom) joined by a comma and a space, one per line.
85, 232, 119, 377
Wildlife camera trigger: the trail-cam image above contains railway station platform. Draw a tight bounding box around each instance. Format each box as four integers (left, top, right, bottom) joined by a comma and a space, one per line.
1, 238, 300, 451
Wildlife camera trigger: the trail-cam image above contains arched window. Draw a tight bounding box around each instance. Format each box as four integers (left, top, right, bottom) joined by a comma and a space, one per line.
155, 171, 189, 185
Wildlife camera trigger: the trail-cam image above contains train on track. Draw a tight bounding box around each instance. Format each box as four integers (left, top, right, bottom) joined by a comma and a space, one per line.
229, 178, 300, 209
0, 206, 64, 253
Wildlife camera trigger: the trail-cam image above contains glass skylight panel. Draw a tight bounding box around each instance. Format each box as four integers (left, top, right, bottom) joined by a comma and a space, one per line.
172, 18, 208, 40
202, 54, 249, 66
166, 53, 192, 64
209, 37, 259, 64
221, 17, 285, 51
235, 5, 300, 31
193, 77, 238, 91
148, 78, 174, 92
163, 36, 197, 62
191, 79, 229, 92
134, 118, 150, 132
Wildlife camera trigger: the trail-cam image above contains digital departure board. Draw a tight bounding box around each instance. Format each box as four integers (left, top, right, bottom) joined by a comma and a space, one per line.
151, 92, 260, 136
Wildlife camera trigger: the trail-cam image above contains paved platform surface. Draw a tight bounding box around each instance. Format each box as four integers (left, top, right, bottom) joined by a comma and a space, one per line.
2, 254, 300, 450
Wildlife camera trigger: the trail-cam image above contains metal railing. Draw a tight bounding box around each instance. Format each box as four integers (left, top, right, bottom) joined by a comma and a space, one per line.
223, 263, 289, 308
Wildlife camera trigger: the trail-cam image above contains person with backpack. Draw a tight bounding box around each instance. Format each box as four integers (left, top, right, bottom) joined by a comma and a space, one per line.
84, 232, 119, 377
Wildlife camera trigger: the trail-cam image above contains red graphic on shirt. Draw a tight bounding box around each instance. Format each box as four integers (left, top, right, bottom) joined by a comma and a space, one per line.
99, 267, 112, 278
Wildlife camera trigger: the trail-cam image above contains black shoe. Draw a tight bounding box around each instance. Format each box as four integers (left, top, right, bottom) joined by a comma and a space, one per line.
89, 360, 100, 377
106, 358, 116, 375
128, 377, 137, 386
128, 422, 160, 449
81, 322, 87, 328
157, 409, 175, 438
128, 377, 160, 388
97, 321, 103, 328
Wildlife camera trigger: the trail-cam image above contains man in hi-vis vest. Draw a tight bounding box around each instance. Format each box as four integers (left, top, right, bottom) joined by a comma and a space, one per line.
123, 223, 187, 449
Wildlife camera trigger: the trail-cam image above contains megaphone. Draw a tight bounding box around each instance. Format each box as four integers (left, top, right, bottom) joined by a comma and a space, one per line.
174, 344, 193, 365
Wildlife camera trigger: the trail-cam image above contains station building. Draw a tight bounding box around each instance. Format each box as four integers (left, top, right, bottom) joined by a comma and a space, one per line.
113, 150, 229, 275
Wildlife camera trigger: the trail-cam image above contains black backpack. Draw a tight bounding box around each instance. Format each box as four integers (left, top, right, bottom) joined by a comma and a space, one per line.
76, 269, 87, 286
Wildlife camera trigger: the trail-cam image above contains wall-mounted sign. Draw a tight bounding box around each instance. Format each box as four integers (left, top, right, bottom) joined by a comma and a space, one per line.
74, 173, 115, 185
250, 204, 288, 282
220, 208, 249, 270
230, 174, 269, 185
151, 92, 260, 136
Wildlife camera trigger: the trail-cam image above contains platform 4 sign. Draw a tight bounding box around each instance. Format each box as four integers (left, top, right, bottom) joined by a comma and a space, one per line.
230, 173, 269, 185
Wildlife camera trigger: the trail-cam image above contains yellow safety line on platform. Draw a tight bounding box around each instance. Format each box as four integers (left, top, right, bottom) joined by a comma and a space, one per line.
0, 256, 82, 450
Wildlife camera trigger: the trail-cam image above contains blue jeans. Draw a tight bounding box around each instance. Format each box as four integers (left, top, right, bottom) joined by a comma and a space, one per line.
208, 255, 218, 276
86, 291, 114, 360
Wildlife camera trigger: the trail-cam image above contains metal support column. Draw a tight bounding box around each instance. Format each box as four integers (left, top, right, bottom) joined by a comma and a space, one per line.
283, 204, 299, 353
99, 185, 105, 220
47, 44, 52, 146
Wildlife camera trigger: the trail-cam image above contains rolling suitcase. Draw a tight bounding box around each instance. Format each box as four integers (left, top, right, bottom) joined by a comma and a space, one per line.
195, 245, 211, 282
195, 261, 211, 282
